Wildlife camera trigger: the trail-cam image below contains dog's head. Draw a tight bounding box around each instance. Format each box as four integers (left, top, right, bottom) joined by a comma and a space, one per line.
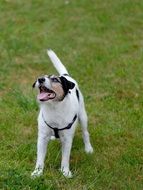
33, 75, 75, 102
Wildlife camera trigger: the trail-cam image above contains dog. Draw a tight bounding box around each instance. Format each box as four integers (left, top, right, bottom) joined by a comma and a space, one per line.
31, 50, 93, 178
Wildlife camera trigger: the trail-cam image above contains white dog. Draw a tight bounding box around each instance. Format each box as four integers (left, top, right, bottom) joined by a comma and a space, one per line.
31, 50, 93, 178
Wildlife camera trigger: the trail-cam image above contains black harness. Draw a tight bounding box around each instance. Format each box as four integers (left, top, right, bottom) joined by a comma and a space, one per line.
42, 113, 77, 138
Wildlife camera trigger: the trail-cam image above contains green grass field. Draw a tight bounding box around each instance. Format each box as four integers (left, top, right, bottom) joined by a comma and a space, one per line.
0, 0, 143, 189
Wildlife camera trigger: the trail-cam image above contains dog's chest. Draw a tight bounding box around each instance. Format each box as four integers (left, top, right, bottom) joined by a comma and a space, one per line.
41, 105, 76, 129
47, 111, 66, 127
40, 92, 79, 128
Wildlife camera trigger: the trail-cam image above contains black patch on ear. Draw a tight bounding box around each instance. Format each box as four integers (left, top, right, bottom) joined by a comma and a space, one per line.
60, 76, 75, 96
32, 81, 36, 88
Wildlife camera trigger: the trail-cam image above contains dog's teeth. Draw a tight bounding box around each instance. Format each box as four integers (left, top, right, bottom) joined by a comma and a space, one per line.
39, 86, 53, 94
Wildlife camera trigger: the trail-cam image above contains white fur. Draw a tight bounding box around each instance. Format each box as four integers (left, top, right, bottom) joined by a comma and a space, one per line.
31, 50, 93, 178
47, 49, 69, 75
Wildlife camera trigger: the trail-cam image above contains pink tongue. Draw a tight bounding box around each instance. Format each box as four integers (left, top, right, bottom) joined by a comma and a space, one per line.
37, 92, 55, 101
38, 92, 50, 101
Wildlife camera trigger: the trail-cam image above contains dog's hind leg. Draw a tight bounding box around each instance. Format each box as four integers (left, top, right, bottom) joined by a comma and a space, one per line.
78, 96, 93, 153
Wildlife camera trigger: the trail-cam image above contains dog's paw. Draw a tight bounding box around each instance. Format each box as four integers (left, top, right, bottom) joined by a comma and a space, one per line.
85, 145, 93, 154
61, 168, 72, 178
50, 135, 56, 140
31, 168, 43, 178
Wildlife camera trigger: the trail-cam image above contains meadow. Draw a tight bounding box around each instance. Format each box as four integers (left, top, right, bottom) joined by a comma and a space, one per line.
0, 0, 143, 189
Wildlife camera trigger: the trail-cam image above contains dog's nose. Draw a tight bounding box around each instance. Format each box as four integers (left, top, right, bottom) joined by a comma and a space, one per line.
38, 77, 45, 83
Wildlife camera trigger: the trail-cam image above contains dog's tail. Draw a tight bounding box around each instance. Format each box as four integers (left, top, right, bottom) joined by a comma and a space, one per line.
47, 49, 69, 75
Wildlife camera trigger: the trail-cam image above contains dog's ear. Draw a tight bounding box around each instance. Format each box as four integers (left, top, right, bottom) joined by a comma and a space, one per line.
60, 76, 75, 95
32, 81, 36, 88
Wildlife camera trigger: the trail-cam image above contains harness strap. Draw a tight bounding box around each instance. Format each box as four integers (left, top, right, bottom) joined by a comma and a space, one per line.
42, 113, 77, 138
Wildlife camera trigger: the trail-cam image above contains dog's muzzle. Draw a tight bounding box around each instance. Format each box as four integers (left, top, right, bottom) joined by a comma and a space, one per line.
38, 77, 45, 84
37, 77, 56, 102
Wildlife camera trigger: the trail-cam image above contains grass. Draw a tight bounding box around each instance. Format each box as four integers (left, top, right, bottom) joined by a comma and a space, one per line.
0, 0, 143, 189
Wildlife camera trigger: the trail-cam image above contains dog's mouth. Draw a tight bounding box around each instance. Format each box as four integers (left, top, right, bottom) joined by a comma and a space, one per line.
37, 86, 56, 101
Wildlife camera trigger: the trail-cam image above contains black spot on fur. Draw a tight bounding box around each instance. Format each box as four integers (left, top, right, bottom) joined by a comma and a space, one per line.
76, 89, 80, 101
60, 76, 75, 96
63, 74, 69, 76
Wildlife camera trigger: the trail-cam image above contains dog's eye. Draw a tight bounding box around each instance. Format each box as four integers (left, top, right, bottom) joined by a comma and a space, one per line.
51, 78, 59, 83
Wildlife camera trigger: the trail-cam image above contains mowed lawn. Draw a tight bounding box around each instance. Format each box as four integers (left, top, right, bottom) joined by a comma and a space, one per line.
0, 0, 143, 189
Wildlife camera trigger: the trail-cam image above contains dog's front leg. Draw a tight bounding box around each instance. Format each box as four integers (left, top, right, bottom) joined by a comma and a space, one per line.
31, 132, 50, 177
60, 134, 73, 178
